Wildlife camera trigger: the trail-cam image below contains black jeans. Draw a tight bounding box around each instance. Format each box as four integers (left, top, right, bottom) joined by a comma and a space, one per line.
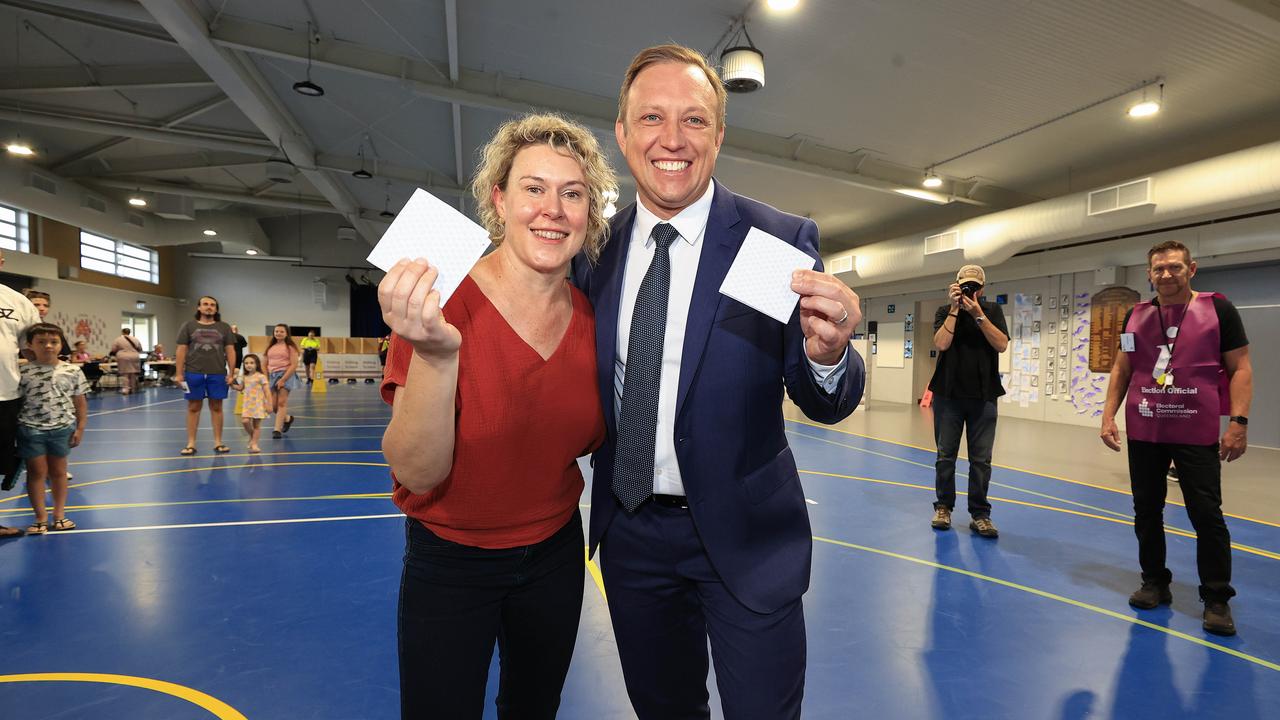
0, 397, 22, 480
1128, 440, 1234, 602
933, 395, 998, 518
398, 511, 585, 720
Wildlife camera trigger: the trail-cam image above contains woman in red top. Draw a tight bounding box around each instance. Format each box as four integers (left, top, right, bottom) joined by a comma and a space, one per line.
380, 113, 613, 719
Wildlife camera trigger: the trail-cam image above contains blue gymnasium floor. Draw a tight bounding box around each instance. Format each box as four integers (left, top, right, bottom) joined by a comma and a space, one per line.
1, 384, 1278, 719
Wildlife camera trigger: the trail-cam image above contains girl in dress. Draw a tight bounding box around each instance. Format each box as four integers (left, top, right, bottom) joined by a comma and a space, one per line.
232, 353, 270, 453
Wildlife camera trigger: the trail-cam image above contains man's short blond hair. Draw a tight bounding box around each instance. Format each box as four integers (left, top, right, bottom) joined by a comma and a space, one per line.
617, 44, 728, 131
471, 113, 615, 263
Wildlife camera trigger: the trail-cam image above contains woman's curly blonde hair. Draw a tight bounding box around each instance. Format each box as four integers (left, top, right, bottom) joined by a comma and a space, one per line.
471, 113, 616, 264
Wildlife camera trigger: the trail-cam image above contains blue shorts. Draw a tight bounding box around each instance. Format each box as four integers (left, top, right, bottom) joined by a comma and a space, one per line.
185, 372, 229, 401
268, 370, 300, 392
18, 424, 75, 459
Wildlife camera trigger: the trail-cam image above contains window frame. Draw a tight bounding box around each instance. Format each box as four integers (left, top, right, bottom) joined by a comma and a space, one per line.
0, 202, 31, 253
79, 230, 159, 284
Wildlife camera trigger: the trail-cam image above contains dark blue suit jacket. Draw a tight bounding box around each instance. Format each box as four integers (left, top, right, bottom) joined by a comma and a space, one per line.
572, 181, 865, 613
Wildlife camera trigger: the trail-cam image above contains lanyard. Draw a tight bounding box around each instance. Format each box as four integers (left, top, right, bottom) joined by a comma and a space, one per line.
1153, 300, 1189, 375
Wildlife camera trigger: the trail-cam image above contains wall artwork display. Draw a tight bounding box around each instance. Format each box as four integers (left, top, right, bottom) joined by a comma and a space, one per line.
1031, 347, 1040, 360
1060, 304, 1070, 318
1061, 295, 1070, 307
1048, 321, 1056, 334
1059, 380, 1068, 394
1031, 375, 1039, 387
1048, 296, 1057, 309
1033, 321, 1041, 333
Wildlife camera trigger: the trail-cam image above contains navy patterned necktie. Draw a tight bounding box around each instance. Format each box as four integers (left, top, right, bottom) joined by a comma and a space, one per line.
612, 222, 679, 512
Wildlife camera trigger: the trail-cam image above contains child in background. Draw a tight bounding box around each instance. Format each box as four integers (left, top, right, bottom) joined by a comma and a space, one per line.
232, 353, 270, 453
18, 323, 88, 533
70, 340, 93, 363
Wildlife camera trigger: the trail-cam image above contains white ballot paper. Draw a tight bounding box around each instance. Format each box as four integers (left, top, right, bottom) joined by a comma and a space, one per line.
718, 227, 817, 323
366, 188, 492, 307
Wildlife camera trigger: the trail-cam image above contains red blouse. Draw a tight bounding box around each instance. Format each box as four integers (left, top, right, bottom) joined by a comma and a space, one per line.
381, 275, 604, 549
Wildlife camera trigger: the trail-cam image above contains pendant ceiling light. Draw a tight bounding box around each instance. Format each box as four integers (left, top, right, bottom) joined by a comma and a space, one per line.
352, 136, 373, 179
6, 21, 36, 157
292, 22, 325, 97
380, 183, 396, 219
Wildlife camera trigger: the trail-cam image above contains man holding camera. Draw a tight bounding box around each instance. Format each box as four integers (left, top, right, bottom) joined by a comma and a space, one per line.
928, 265, 1010, 537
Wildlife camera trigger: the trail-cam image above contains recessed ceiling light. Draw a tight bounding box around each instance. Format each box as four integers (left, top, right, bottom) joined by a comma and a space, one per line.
203, 229, 218, 236
922, 173, 943, 189
128, 195, 147, 207
245, 248, 259, 255
1127, 100, 1160, 118
5, 141, 34, 157
767, 0, 800, 10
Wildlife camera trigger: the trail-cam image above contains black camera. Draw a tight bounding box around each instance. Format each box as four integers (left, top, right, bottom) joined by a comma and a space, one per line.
960, 281, 982, 298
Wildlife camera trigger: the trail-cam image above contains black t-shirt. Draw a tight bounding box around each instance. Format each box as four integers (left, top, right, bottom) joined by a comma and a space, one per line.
928, 300, 1010, 401
1121, 295, 1248, 353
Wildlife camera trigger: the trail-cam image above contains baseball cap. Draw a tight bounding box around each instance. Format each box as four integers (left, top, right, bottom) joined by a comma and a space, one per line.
956, 265, 986, 286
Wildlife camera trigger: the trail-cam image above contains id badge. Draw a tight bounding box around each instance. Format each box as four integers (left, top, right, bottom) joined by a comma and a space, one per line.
1119, 333, 1136, 353
1152, 344, 1171, 383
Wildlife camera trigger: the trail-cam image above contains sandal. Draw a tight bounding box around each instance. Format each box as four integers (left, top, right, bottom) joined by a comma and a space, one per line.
51, 517, 76, 531
248, 445, 261, 454
180, 446, 197, 456
214, 445, 231, 454
0, 525, 23, 538
26, 521, 47, 534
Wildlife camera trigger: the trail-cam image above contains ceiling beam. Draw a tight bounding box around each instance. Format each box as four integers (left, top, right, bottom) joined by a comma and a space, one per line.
0, 62, 214, 94
0, 102, 276, 155
83, 176, 345, 214
205, 15, 1031, 208
0, 0, 174, 44
47, 94, 233, 171
71, 150, 265, 176
138, 0, 380, 244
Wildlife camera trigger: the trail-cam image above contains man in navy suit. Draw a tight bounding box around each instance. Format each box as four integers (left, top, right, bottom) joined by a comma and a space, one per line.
571, 45, 865, 719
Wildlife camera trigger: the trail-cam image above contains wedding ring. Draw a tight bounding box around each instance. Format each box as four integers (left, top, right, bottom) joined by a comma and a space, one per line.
836, 309, 849, 325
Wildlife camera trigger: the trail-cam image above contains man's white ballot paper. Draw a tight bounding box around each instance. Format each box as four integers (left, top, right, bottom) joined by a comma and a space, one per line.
718, 227, 817, 323
366, 188, 492, 307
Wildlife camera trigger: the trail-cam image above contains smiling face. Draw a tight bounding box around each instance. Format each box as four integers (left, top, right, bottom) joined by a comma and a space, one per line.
273, 325, 288, 341
1148, 249, 1196, 302
492, 143, 590, 274
617, 61, 724, 220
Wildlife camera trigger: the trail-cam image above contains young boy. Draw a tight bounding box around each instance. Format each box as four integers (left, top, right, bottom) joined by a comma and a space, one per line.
19, 323, 88, 533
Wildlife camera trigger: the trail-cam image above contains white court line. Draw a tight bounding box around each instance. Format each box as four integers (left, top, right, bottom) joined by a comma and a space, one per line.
84, 424, 389, 432
87, 398, 188, 417
41, 513, 405, 535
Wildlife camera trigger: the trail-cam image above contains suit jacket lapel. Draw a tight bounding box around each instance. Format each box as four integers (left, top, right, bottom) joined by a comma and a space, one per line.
594, 203, 636, 434
675, 182, 744, 417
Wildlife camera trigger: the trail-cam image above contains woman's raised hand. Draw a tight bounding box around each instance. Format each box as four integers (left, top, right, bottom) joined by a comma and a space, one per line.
378, 258, 462, 359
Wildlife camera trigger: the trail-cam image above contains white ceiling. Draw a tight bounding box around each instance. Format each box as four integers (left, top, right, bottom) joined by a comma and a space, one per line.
1, 0, 1279, 258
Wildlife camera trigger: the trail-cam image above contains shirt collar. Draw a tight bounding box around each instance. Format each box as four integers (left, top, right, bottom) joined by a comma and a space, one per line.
632, 179, 716, 247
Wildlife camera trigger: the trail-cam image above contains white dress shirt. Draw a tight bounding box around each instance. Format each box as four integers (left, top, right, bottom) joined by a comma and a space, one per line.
0, 285, 40, 401
614, 181, 846, 496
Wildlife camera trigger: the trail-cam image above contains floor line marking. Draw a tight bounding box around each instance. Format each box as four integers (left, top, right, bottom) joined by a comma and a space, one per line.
86, 398, 189, 417
799, 470, 1280, 562
812, 535, 1280, 673
69, 449, 386, 466
786, 419, 1280, 529
83, 424, 390, 432
75, 435, 386, 446
0, 493, 393, 515
787, 428, 1134, 521
585, 547, 607, 602
0, 462, 390, 505
32, 513, 404, 535
0, 672, 247, 719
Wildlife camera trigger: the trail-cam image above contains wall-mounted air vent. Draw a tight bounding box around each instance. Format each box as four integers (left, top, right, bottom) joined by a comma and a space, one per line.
124, 212, 146, 228
26, 172, 58, 196
1088, 178, 1153, 216
924, 230, 961, 254
81, 194, 108, 213
829, 255, 854, 274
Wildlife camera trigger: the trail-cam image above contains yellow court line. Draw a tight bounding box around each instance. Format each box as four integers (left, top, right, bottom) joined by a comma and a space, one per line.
811, 535, 1280, 673
0, 672, 246, 719
0, 462, 389, 505
70, 449, 386, 466
787, 428, 1133, 521
0, 493, 393, 516
787, 418, 1280, 530
585, 547, 607, 602
799, 470, 1280, 562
